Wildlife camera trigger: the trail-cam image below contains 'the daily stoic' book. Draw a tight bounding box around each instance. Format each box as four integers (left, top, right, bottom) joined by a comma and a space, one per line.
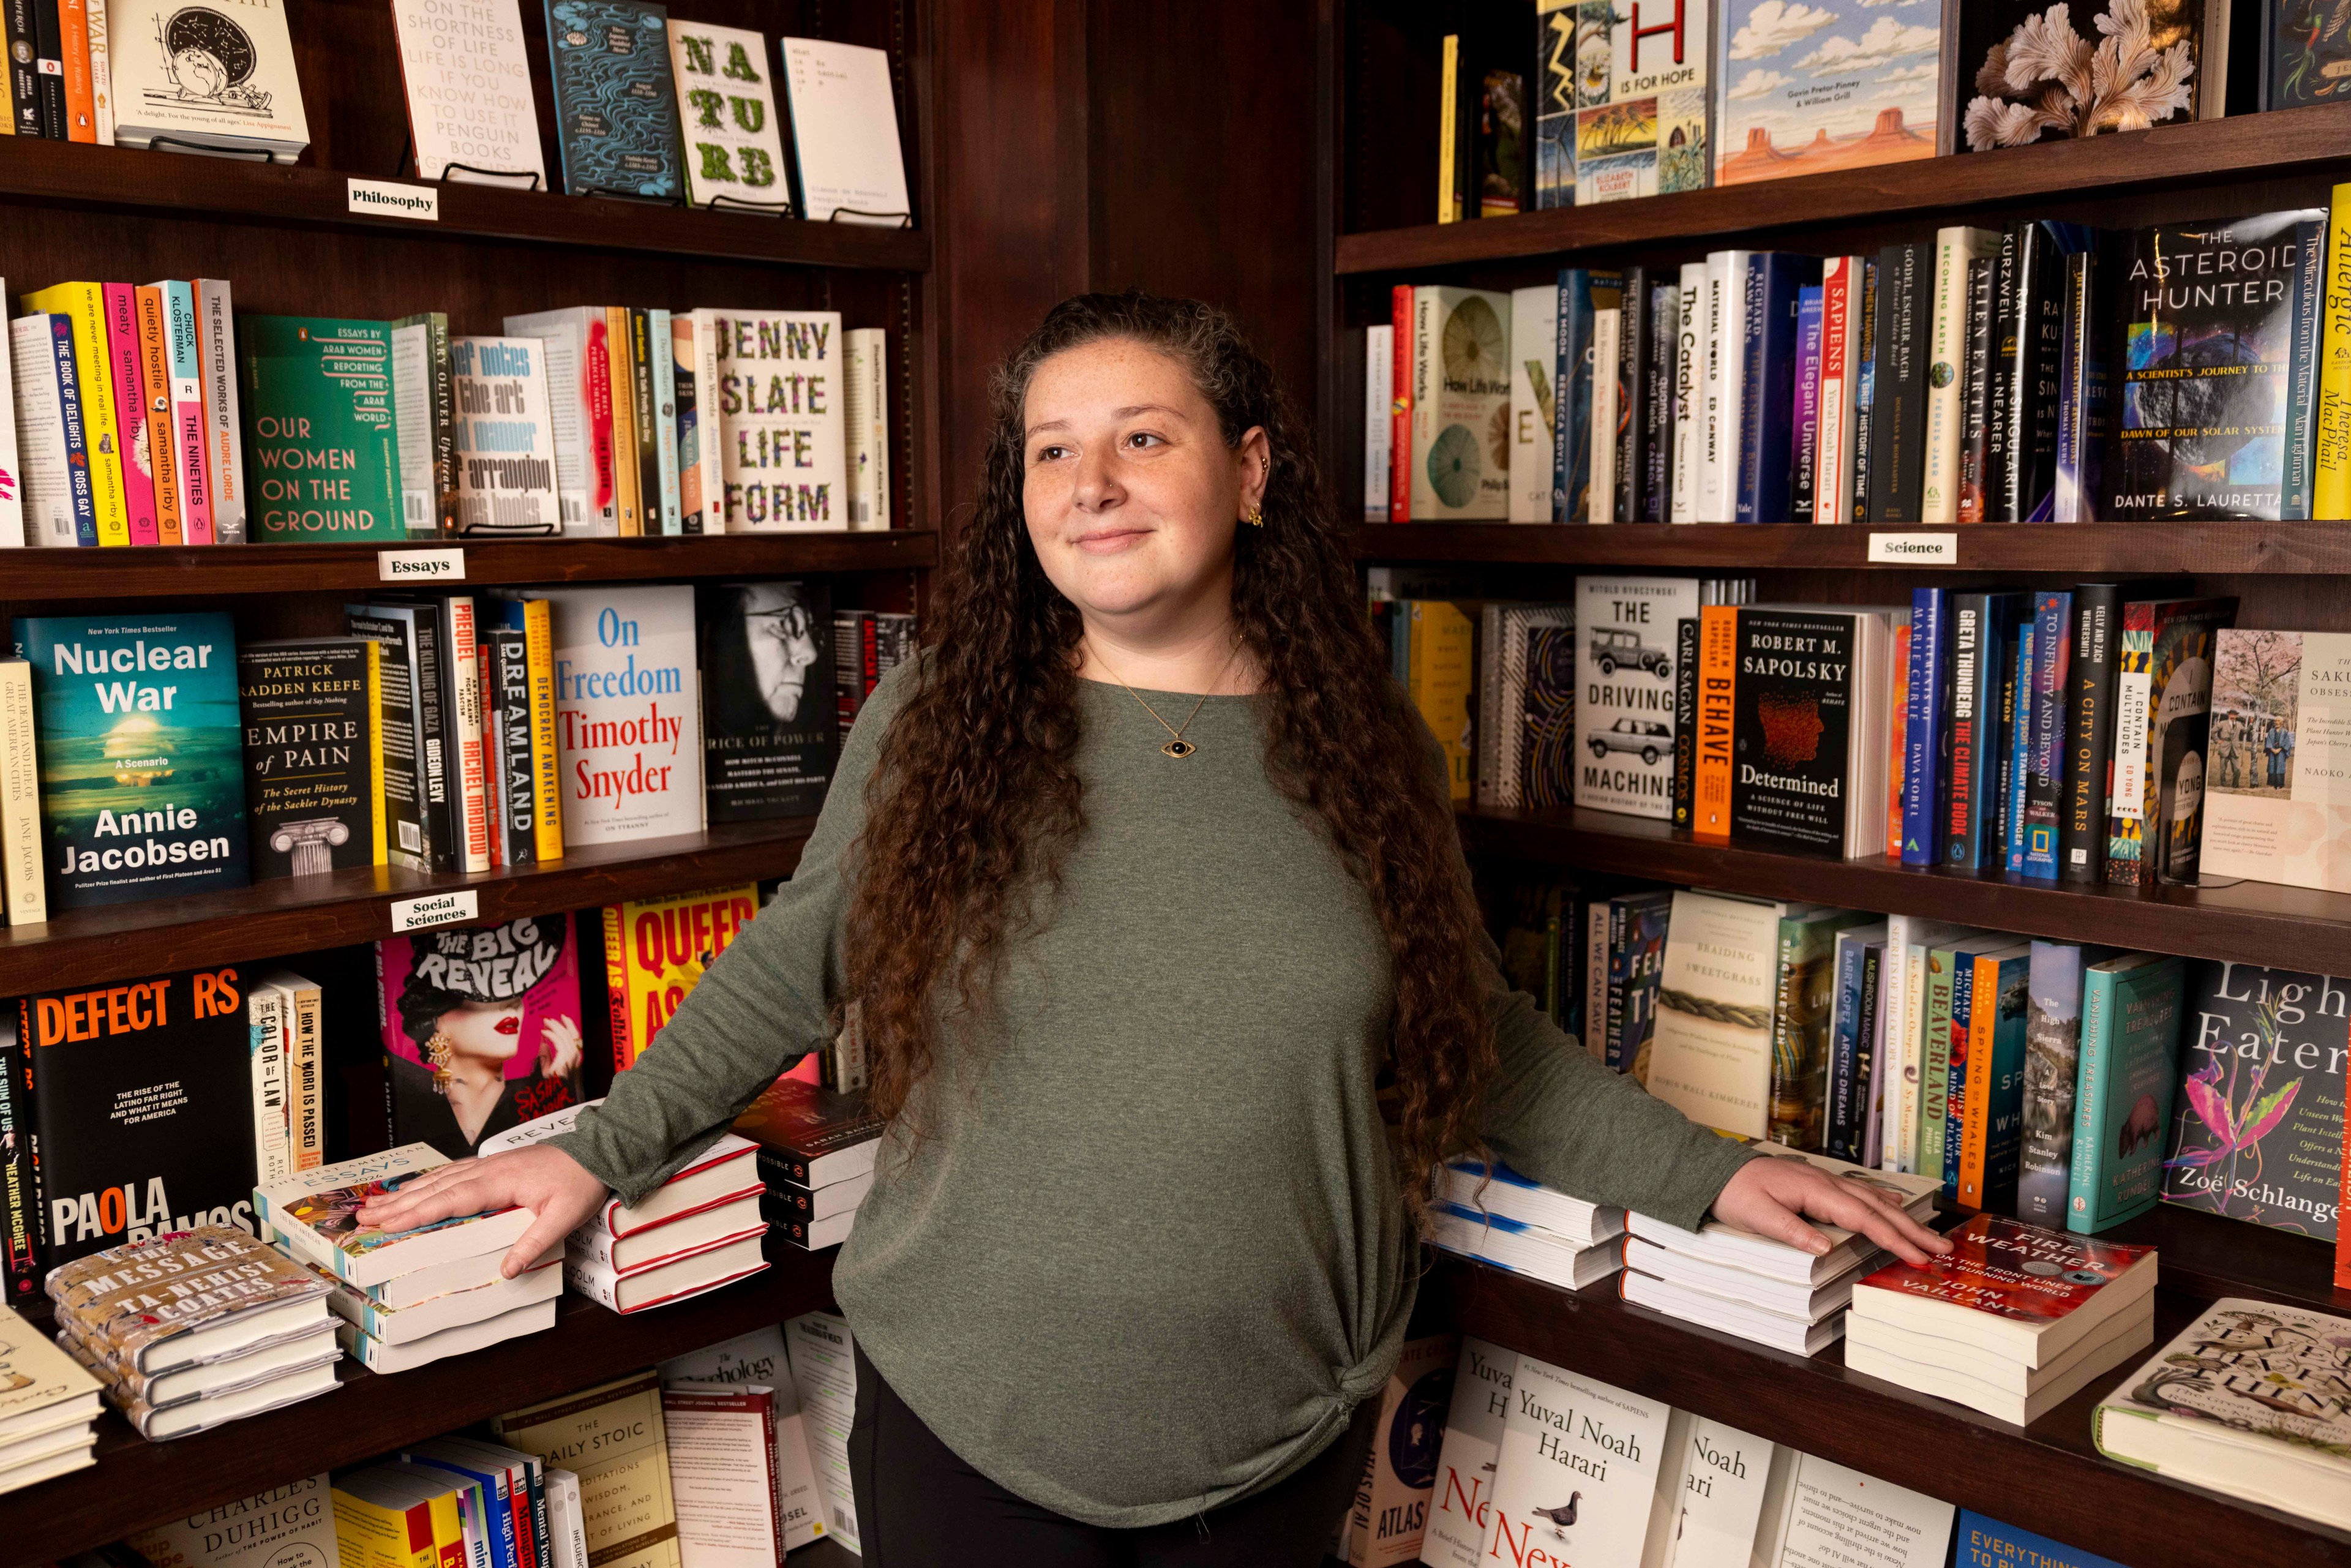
241, 317, 407, 543
699, 582, 839, 821
13, 611, 250, 909
546, 0, 685, 202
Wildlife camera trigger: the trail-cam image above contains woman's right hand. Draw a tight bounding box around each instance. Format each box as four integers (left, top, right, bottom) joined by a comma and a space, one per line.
355, 1146, 609, 1278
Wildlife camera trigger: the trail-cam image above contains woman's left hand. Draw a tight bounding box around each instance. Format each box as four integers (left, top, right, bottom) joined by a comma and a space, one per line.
1709, 1157, 1951, 1267
539, 1015, 583, 1081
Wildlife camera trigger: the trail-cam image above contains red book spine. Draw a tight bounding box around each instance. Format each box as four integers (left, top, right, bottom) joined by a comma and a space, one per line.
1389, 284, 1412, 523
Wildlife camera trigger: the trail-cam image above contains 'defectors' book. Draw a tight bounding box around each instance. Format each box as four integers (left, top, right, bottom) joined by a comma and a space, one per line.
13, 612, 249, 909
241, 317, 407, 544
698, 582, 838, 820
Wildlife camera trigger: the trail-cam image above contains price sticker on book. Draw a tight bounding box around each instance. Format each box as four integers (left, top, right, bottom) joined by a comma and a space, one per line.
1867, 532, 1959, 565
391, 890, 478, 933
378, 548, 465, 582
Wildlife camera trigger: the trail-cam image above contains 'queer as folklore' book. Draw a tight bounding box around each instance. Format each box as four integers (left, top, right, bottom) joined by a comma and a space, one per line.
378, 915, 587, 1158
546, 0, 684, 201
238, 637, 383, 881
599, 883, 759, 1071
241, 317, 405, 543
13, 612, 249, 908
2203, 629, 2351, 896
714, 310, 846, 531
699, 582, 839, 820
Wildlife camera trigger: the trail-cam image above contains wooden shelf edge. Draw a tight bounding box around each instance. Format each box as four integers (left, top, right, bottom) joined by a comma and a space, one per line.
1335, 103, 2351, 274
0, 532, 940, 602
1463, 806, 2351, 974
0, 139, 929, 271
1434, 1259, 2351, 1568
1352, 522, 2350, 574
0, 817, 815, 994
3, 1257, 839, 1568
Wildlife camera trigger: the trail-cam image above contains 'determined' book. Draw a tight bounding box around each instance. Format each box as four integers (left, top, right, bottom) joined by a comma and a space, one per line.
12, 612, 248, 909
1729, 607, 1854, 856
2111, 209, 2327, 522
697, 581, 839, 821
239, 637, 383, 881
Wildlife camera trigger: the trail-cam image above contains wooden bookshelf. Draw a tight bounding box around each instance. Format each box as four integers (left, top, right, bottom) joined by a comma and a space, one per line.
3, 1255, 840, 1568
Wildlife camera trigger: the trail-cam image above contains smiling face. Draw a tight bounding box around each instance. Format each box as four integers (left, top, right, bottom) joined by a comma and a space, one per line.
436, 998, 526, 1069
1019, 337, 1267, 633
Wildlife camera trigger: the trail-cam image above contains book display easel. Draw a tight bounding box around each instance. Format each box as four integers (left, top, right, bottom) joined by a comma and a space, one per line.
1331, 7, 2351, 1567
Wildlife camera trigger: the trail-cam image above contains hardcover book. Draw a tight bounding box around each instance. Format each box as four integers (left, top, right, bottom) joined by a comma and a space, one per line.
1767, 906, 1872, 1151
539, 585, 703, 844
452, 337, 562, 536
2202, 629, 2351, 895
13, 611, 249, 908
1573, 0, 1709, 203
238, 637, 382, 881
504, 306, 617, 534
1553, 270, 1622, 521
1411, 287, 1512, 521
1864, 240, 1931, 523
389, 312, 458, 539
1507, 285, 1559, 522
378, 915, 587, 1158
732, 1078, 882, 1190
2104, 596, 2236, 886
107, 0, 310, 159
494, 1371, 684, 1568
1729, 607, 1857, 855
2017, 942, 2110, 1226
699, 581, 839, 821
2270, 0, 2351, 109
658, 1327, 825, 1551
1715, 0, 1937, 185
1534, 0, 1575, 209
776, 37, 910, 226
1343, 1332, 1457, 1567
392, 0, 546, 186
1488, 1356, 1673, 1568
598, 883, 760, 1071
714, 310, 846, 531
2065, 953, 2185, 1233
44, 1225, 326, 1376
1646, 888, 1803, 1139
546, 0, 684, 201
1573, 575, 1701, 819
1475, 603, 1573, 810
1421, 1337, 1511, 1568
241, 317, 406, 543
668, 19, 789, 212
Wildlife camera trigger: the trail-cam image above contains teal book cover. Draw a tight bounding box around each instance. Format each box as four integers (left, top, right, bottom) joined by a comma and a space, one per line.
242, 317, 405, 543
2069, 953, 2185, 1233
12, 612, 250, 909
546, 0, 684, 201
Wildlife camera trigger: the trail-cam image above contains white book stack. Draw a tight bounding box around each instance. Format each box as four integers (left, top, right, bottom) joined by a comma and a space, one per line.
0, 1302, 102, 1492
784, 1313, 862, 1554
255, 1146, 555, 1374
1619, 1144, 1939, 1357
1430, 1160, 1627, 1292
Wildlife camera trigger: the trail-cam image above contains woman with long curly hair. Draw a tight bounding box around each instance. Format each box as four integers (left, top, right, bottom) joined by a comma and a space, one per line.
362, 292, 1942, 1566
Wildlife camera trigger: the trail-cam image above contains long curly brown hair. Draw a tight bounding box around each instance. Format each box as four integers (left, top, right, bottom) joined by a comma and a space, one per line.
841, 291, 1494, 1230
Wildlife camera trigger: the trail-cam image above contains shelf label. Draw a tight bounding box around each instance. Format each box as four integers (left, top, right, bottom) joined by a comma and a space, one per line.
379, 547, 465, 582
1867, 531, 1959, 565
348, 178, 440, 222
391, 890, 478, 933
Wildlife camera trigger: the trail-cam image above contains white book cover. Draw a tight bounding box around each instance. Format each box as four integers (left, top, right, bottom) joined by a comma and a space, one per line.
88, 0, 113, 146
127, 1473, 337, 1568
670, 20, 791, 213
2203, 629, 2351, 893
1423, 1337, 1512, 1568
1717, 252, 1756, 517
197, 280, 247, 542
1815, 256, 1862, 528
1644, 890, 1790, 1136
0, 294, 20, 547
662, 1383, 783, 1568
1767, 1454, 1952, 1568
1919, 226, 1998, 523
1698, 255, 1730, 521
1410, 287, 1512, 521
714, 309, 847, 532
1877, 920, 1995, 1174
247, 981, 291, 1184
391, 321, 440, 537
1573, 576, 1703, 819
1659, 1419, 1775, 1568
504, 306, 613, 535
1364, 321, 1393, 522
452, 336, 561, 536
1507, 286, 1558, 523
108, 0, 310, 156
782, 1311, 860, 1548
391, 0, 545, 186
328, 1258, 561, 1344
1670, 262, 1704, 524
10, 313, 80, 546
778, 37, 910, 225
660, 1327, 825, 1551
1490, 1356, 1675, 1568
257, 1143, 531, 1287
538, 584, 703, 846
563, 1231, 765, 1313
546, 1468, 591, 1568
1590, 307, 1621, 524
689, 307, 726, 533
843, 327, 889, 530
337, 1297, 555, 1373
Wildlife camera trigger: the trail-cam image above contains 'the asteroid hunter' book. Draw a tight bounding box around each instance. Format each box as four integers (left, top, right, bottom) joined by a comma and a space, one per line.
13, 612, 249, 908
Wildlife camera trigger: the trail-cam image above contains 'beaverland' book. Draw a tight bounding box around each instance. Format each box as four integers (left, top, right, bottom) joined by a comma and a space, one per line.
13, 612, 249, 909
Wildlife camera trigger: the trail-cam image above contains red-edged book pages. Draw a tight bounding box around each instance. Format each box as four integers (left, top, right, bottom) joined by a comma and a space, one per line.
1851, 1214, 2156, 1367
564, 1230, 767, 1314
479, 1101, 761, 1236
572, 1196, 763, 1275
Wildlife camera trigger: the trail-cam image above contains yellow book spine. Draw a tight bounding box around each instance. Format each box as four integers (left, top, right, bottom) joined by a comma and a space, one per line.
1408, 601, 1474, 802
367, 639, 388, 866
23, 282, 128, 545
607, 307, 641, 536
604, 900, 636, 1072
331, 1491, 437, 1568
2315, 184, 2351, 520
522, 598, 563, 860
1436, 37, 1460, 225
424, 1490, 464, 1568
0, 661, 45, 925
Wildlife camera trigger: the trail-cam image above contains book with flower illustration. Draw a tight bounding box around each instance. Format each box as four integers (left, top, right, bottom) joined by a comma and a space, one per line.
1944, 1, 2230, 158
255, 1144, 534, 1288
2161, 959, 2346, 1243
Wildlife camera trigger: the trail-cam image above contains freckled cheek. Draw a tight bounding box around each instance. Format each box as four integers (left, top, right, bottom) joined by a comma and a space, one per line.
1022, 468, 1073, 541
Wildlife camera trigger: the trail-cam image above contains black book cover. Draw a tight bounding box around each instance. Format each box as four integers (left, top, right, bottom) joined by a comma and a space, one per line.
1985, 227, 2022, 516
1616, 265, 1648, 525
1944, 591, 2031, 869
734, 1076, 881, 1187
2056, 239, 2124, 519
1867, 242, 1930, 523
1958, 254, 1996, 523
1729, 609, 1855, 854
17, 966, 259, 1277
1642, 277, 1676, 521
2058, 583, 2122, 883
407, 603, 455, 872
1990, 614, 2023, 858
698, 580, 841, 821
345, 608, 429, 873
1851, 258, 1878, 522
1999, 223, 2073, 522
2112, 208, 2328, 520
28, 0, 61, 138
0, 1018, 36, 1303
1670, 614, 1699, 828
1, 0, 37, 137
239, 638, 377, 880
487, 627, 536, 868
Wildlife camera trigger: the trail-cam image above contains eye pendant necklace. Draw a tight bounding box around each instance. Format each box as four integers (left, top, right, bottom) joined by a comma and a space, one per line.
1091, 637, 1243, 759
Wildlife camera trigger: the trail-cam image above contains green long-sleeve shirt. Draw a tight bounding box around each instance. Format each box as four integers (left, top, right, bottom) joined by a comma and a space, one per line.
550, 666, 1753, 1528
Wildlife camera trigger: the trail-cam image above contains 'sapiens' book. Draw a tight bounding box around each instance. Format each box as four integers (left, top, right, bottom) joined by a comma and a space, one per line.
538, 584, 703, 844
108, 0, 309, 159
1406, 287, 1511, 522
391, 0, 546, 186
238, 637, 383, 880
377, 913, 586, 1158
1423, 1337, 1509, 1568
45, 1226, 329, 1377
1573, 0, 1709, 203
498, 1371, 682, 1568
1573, 576, 1703, 819
1852, 1214, 2158, 1366
2104, 596, 2237, 886
241, 317, 405, 542
451, 337, 561, 536
127, 1475, 337, 1568
659, 1327, 824, 1551
1952, 1, 2227, 154
667, 19, 789, 212
1646, 888, 1813, 1139
1716, 0, 1935, 184
713, 310, 846, 531
597, 884, 760, 1071
504, 306, 617, 535
544, 0, 683, 200
2112, 208, 2327, 521
2160, 958, 2346, 1240
2202, 628, 2351, 894
1488, 1355, 1674, 1568
2015, 941, 2117, 1227
698, 581, 839, 821
1506, 285, 1559, 523
733, 1078, 882, 1190
1752, 1452, 1952, 1568
776, 37, 910, 225
13, 610, 248, 907
2093, 1297, 2351, 1530
256, 1144, 533, 1288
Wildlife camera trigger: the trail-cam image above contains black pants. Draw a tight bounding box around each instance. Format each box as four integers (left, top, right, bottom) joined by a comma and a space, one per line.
846, 1345, 1379, 1566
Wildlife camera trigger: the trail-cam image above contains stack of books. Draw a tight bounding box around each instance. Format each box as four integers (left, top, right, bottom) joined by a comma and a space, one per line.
486, 1100, 768, 1314
1620, 1146, 1940, 1357
735, 1078, 883, 1253
1430, 1160, 1626, 1291
1848, 1214, 2158, 1425
45, 1226, 337, 1439
784, 1313, 862, 1553
0, 1300, 101, 1491
257, 1147, 556, 1372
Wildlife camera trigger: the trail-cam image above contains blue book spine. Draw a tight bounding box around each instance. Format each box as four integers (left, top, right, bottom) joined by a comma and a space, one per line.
2004, 621, 2036, 872
1552, 271, 1596, 519
47, 316, 99, 547
1946, 592, 2028, 871
1900, 587, 1947, 865
1736, 253, 1813, 523
2021, 589, 2072, 879
1944, 956, 1977, 1193
1957, 1511, 2127, 1568
2281, 212, 2327, 522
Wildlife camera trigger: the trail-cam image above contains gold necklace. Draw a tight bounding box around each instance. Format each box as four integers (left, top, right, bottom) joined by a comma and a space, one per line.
1092, 639, 1243, 759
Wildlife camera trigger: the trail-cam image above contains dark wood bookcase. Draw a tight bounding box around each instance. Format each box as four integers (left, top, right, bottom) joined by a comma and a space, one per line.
1327, 6, 2351, 1566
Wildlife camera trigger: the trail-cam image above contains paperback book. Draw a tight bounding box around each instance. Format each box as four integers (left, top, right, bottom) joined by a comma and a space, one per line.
378, 915, 587, 1158
546, 0, 684, 201
452, 337, 562, 536
392, 0, 546, 185
714, 311, 846, 531
539, 585, 705, 846
667, 19, 789, 212
241, 317, 405, 543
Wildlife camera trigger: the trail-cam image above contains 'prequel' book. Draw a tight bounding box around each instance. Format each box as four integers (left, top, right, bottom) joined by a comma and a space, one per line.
699, 582, 839, 820
12, 612, 249, 909
239, 637, 383, 881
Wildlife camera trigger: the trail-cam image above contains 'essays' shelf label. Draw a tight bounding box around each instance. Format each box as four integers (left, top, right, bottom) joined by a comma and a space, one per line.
348, 178, 440, 222
391, 890, 478, 932
379, 548, 465, 582
1867, 531, 1958, 565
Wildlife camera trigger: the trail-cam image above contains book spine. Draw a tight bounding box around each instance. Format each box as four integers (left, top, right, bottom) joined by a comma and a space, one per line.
2317, 186, 2351, 520
162, 282, 212, 544
1436, 35, 1460, 222
1918, 951, 1954, 1178
135, 285, 183, 546
1938, 956, 1974, 1193
1362, 324, 1389, 523
101, 283, 157, 544
2015, 231, 2065, 521
1475, 605, 1504, 811
1984, 228, 2020, 520
82, 0, 103, 143
1900, 588, 1945, 865
1789, 286, 1821, 525
445, 599, 489, 874
2065, 966, 2117, 1232
478, 640, 504, 869
1693, 604, 1737, 835
28, 283, 127, 542
429, 315, 459, 536
629, 309, 661, 535
2284, 215, 2329, 521
2020, 592, 2071, 879
1734, 256, 1768, 523
2, 0, 38, 135
42, 315, 97, 546
1589, 307, 1619, 522
1824, 939, 1864, 1163
1643, 279, 1676, 520
291, 981, 323, 1170
1957, 255, 1994, 524
493, 634, 535, 868
1851, 259, 1878, 523
1816, 258, 1852, 528
56, 0, 86, 140
29, 0, 62, 137
1765, 921, 1811, 1149
1616, 266, 1646, 525
603, 901, 634, 1073
1554, 273, 1586, 520
1921, 231, 1975, 523
2054, 253, 2091, 522
649, 309, 682, 535
1670, 614, 1699, 828
1869, 244, 1928, 523
0, 1002, 36, 1302
249, 986, 290, 1185
1944, 595, 1990, 869
2060, 586, 2120, 883
1854, 942, 1884, 1167
2104, 613, 2156, 887
364, 640, 388, 867
1670, 262, 1704, 522
411, 607, 456, 874
1389, 285, 1412, 523
196, 282, 246, 542
1955, 956, 1998, 1207
2001, 625, 2034, 872
515, 599, 562, 863
0, 662, 46, 926
1585, 901, 1610, 1063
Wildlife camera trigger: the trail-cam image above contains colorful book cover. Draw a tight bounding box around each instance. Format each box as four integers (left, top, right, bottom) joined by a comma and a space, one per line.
2067, 953, 2184, 1234
1857, 1212, 2154, 1327
666, 19, 788, 209
1715, 0, 1938, 184
1769, 906, 1872, 1152
539, 584, 703, 845
1955, 1512, 2123, 1568
2104, 596, 2237, 886
1824, 923, 1887, 1165
20, 282, 129, 545
546, 0, 684, 201
1409, 287, 1513, 522
1534, 0, 1576, 209
12, 611, 249, 907
1728, 607, 1856, 853
2019, 590, 2074, 879
698, 580, 839, 820
2203, 629, 2351, 895
2271, 0, 2351, 108
238, 637, 382, 880
1953, 945, 2031, 1212
2161, 959, 2346, 1242
714, 310, 846, 531
1551, 272, 1621, 522
241, 317, 405, 543
1606, 889, 1673, 1081
599, 883, 759, 1073
159, 281, 213, 544
103, 283, 159, 546
1573, 0, 1709, 203
377, 915, 587, 1158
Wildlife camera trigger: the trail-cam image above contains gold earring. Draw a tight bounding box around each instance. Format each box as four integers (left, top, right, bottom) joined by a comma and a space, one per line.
1243, 505, 1264, 527
426, 1031, 455, 1092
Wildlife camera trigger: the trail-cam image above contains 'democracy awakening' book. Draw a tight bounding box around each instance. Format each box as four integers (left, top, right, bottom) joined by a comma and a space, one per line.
13, 612, 248, 908
546, 0, 684, 202
241, 317, 406, 544
698, 582, 839, 820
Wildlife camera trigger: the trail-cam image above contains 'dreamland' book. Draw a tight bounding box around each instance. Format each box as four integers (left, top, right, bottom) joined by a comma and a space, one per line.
699, 582, 838, 820
13, 612, 248, 908
239, 637, 383, 880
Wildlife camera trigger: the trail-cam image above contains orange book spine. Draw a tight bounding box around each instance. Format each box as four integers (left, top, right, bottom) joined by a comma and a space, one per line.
58, 0, 91, 140
603, 902, 634, 1072
1955, 952, 2000, 1208
1693, 604, 1739, 837
135, 286, 183, 544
